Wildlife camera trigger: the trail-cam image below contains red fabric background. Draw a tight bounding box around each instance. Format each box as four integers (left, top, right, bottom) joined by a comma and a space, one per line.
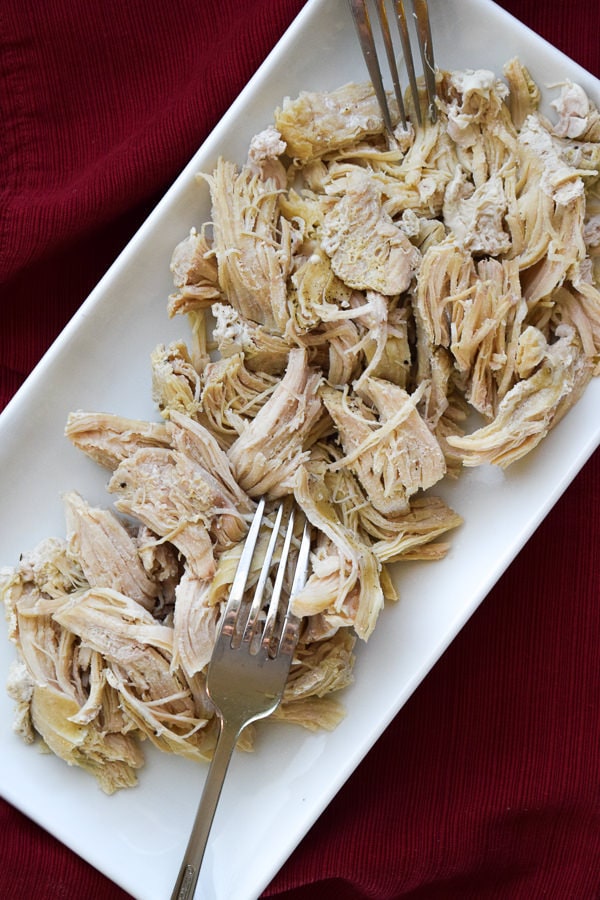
1, 1, 598, 898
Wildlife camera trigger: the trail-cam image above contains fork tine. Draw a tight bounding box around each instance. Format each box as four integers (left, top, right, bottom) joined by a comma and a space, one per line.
261, 504, 295, 647
238, 500, 284, 646
228, 497, 265, 605
413, 0, 437, 122
262, 504, 310, 656
394, 0, 422, 126
289, 515, 312, 599
220, 496, 266, 643
348, 0, 395, 134
374, 0, 407, 128
222, 499, 308, 655
349, 0, 438, 132
280, 515, 311, 655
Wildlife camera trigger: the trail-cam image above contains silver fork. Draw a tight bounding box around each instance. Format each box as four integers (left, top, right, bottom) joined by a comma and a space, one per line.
348, 0, 437, 132
170, 497, 310, 900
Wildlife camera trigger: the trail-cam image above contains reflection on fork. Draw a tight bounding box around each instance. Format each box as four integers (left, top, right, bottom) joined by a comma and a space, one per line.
170, 497, 311, 900
348, 0, 437, 133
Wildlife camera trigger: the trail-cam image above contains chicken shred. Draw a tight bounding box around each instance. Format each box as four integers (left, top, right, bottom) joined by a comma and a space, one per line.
321, 171, 421, 295
227, 348, 323, 498
65, 411, 170, 471
201, 158, 293, 332
4, 60, 599, 792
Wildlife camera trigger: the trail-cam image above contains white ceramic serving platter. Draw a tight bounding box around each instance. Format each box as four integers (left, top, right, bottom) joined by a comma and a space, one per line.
1, 1, 599, 898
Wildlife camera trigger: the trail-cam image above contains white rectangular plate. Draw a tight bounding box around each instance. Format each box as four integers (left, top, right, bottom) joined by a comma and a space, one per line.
1, 1, 599, 898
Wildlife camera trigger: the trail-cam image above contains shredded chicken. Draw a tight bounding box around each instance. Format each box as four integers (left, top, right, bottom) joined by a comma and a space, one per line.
3, 58, 599, 793
321, 171, 421, 294
168, 226, 222, 317
227, 348, 323, 498
321, 379, 446, 515
446, 325, 592, 466
63, 491, 160, 612
274, 82, 387, 163
65, 412, 170, 471
200, 158, 293, 332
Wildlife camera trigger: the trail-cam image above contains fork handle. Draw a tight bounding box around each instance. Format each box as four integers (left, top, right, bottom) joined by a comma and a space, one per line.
170, 717, 242, 900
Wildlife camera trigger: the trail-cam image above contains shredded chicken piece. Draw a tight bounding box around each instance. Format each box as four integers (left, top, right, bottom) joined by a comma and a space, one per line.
551, 80, 593, 140
212, 302, 291, 374
247, 125, 287, 187
6, 659, 35, 743
447, 326, 592, 466
64, 491, 160, 611
167, 410, 253, 516
53, 587, 216, 762
2, 558, 147, 793
288, 248, 354, 331
555, 280, 600, 374
200, 353, 279, 447
503, 58, 540, 129
321, 171, 421, 295
287, 628, 356, 699
151, 341, 203, 420
321, 379, 445, 515
168, 226, 222, 317
108, 449, 218, 579
443, 169, 511, 256
367, 496, 463, 563
293, 466, 384, 640
31, 684, 145, 793
172, 569, 219, 678
201, 158, 293, 331
228, 348, 323, 497
134, 525, 181, 607
65, 411, 170, 470
274, 82, 386, 163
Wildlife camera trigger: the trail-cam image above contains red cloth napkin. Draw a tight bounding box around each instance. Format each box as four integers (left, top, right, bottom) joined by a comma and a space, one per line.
1, 1, 598, 898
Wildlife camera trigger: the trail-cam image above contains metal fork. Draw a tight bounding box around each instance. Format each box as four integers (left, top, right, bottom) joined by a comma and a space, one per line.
348, 0, 437, 132
170, 497, 310, 900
